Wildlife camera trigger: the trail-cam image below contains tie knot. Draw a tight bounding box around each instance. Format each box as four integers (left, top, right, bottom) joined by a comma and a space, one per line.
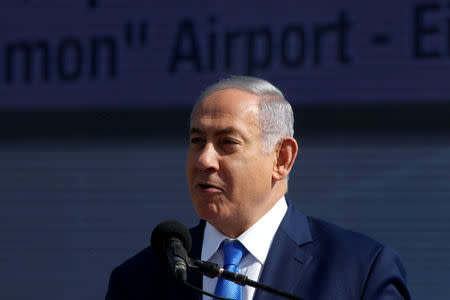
220, 240, 247, 267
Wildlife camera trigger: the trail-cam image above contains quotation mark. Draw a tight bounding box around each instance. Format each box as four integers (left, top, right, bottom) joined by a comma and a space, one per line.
124, 22, 148, 48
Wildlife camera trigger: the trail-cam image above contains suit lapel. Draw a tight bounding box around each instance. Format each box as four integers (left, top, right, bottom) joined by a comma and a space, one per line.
254, 203, 313, 300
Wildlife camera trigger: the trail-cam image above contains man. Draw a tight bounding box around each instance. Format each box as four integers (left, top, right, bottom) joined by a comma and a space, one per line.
105, 76, 411, 300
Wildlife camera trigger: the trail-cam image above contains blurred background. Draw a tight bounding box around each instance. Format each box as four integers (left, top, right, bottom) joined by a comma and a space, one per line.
1, 1, 449, 299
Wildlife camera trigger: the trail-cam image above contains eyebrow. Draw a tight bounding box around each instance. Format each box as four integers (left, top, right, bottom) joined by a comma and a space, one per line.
190, 127, 242, 137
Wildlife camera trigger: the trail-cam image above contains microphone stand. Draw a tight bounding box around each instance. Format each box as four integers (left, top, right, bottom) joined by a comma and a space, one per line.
189, 260, 307, 300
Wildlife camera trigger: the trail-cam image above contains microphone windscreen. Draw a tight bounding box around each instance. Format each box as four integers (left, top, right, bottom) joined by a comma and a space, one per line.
151, 220, 192, 260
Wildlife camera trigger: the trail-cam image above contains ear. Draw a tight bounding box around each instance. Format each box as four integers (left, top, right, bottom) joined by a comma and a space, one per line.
272, 137, 298, 181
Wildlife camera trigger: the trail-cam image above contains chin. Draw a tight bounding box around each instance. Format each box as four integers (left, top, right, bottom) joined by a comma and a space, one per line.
195, 203, 218, 220
193, 200, 225, 223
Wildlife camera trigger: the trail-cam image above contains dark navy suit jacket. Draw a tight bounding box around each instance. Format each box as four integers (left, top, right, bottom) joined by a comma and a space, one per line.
105, 201, 411, 299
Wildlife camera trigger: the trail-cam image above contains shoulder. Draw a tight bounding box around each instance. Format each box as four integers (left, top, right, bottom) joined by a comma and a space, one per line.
113, 221, 204, 276
104, 221, 207, 300
116, 246, 165, 275
282, 202, 383, 256
307, 216, 382, 250
105, 222, 205, 299
108, 246, 172, 292
105, 246, 173, 300
305, 216, 409, 298
306, 216, 388, 265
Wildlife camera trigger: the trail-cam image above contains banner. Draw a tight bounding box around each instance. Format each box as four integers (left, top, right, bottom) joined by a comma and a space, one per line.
1, 0, 449, 108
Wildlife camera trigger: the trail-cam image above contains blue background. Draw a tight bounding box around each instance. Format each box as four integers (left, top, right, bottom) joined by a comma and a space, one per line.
0, 1, 449, 299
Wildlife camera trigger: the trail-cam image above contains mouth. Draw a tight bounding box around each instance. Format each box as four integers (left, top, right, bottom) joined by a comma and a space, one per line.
196, 182, 223, 193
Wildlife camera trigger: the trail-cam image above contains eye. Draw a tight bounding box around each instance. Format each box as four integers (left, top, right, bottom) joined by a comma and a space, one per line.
221, 138, 241, 149
223, 139, 237, 145
190, 137, 203, 144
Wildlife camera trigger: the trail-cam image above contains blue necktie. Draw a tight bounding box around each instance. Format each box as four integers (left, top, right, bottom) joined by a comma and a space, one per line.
214, 240, 247, 300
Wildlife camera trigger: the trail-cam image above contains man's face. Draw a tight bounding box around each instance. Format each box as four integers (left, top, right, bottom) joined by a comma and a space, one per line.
186, 88, 277, 237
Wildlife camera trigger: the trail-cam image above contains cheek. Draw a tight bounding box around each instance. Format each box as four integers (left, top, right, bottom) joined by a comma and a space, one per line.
245, 157, 274, 187
224, 160, 259, 193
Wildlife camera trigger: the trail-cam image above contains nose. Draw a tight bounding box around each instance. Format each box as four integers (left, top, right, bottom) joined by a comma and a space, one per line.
196, 142, 219, 172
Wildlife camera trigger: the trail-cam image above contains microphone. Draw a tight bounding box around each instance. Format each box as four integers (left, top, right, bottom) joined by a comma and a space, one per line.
150, 221, 233, 300
150, 221, 306, 300
151, 220, 192, 282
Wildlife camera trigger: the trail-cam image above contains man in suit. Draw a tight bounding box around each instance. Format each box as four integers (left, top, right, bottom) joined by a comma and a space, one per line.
105, 76, 411, 300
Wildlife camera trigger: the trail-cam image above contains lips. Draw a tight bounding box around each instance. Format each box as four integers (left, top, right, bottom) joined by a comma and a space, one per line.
196, 182, 223, 192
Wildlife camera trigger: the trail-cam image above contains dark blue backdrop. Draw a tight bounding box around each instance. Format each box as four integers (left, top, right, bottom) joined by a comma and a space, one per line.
1, 1, 449, 300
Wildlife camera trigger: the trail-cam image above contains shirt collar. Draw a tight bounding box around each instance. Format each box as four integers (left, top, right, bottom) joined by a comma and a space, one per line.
201, 196, 288, 264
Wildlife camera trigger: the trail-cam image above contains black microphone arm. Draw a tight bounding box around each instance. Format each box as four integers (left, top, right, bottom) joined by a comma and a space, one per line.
190, 260, 307, 300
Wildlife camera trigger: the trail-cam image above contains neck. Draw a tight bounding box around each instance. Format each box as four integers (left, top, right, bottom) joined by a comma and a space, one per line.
215, 186, 287, 238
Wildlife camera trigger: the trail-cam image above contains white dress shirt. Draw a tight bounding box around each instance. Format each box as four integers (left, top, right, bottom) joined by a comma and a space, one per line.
201, 196, 288, 300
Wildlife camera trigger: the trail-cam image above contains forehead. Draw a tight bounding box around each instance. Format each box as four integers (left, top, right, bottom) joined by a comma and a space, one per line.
190, 88, 261, 133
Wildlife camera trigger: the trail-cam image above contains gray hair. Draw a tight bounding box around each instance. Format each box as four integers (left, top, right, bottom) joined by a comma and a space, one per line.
191, 75, 294, 153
